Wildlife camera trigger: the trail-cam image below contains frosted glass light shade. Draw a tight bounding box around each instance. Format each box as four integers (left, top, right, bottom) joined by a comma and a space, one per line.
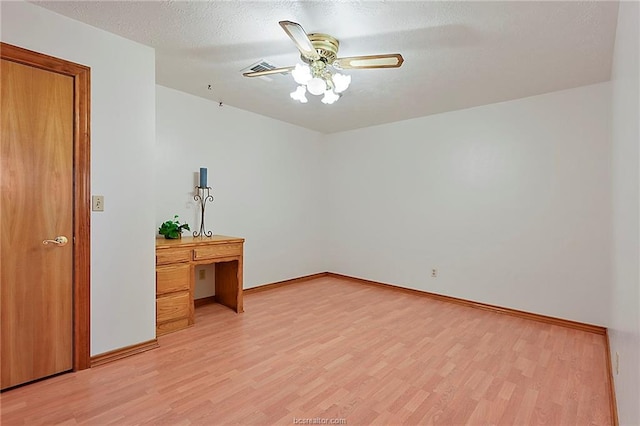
306, 77, 327, 96
291, 64, 312, 85
333, 73, 351, 93
321, 89, 339, 104
290, 85, 308, 103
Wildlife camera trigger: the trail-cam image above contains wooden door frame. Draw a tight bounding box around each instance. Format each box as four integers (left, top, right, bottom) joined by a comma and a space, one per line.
1, 43, 91, 370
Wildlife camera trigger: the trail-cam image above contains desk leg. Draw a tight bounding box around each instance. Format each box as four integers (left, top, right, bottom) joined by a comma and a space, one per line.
188, 264, 195, 324
215, 260, 240, 313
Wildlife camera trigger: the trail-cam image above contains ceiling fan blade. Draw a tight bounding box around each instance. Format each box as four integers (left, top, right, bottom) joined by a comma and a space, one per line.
243, 66, 295, 78
279, 20, 321, 61
333, 54, 404, 70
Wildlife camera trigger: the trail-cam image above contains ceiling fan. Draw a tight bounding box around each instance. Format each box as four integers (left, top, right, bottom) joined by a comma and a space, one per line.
243, 20, 404, 104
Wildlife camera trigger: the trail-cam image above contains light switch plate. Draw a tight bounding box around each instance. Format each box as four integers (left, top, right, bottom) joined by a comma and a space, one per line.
92, 195, 104, 212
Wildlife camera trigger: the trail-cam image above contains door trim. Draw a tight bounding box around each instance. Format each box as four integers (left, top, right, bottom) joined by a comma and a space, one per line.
1, 42, 91, 370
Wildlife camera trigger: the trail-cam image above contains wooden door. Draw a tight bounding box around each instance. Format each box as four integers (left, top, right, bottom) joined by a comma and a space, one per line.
1, 44, 91, 389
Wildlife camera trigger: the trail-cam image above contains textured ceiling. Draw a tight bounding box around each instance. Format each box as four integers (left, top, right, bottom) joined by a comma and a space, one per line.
32, 1, 619, 134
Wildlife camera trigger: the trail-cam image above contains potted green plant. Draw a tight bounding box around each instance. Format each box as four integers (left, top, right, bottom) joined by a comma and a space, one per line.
158, 215, 190, 239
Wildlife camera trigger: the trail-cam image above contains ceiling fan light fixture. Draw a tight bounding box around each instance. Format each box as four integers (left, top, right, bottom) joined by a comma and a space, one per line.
245, 21, 404, 106
290, 85, 308, 103
332, 73, 351, 93
290, 65, 348, 103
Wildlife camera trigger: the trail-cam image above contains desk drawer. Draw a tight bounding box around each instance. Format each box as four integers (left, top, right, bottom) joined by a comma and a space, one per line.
193, 242, 242, 261
156, 263, 191, 295
157, 291, 190, 324
156, 248, 192, 265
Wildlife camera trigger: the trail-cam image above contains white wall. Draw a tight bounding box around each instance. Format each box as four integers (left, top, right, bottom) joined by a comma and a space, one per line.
156, 85, 325, 288
609, 2, 640, 425
1, 1, 157, 355
325, 83, 612, 326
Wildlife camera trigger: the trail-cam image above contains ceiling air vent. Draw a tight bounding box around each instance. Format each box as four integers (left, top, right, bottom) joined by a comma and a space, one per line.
241, 60, 288, 82
248, 60, 276, 73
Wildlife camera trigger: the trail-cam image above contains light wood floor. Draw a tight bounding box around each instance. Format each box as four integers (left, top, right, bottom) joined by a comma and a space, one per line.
1, 276, 613, 425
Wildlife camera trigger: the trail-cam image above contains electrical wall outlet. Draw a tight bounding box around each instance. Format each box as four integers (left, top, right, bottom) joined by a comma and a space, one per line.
92, 195, 104, 212
431, 268, 438, 278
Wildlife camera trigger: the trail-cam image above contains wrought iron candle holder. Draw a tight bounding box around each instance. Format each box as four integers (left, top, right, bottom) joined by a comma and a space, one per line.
193, 186, 213, 237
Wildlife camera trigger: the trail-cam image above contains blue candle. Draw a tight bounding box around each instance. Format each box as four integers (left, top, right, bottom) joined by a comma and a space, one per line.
199, 167, 208, 188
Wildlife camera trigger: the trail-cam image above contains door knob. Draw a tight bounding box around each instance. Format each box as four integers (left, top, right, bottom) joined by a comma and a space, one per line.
42, 236, 69, 246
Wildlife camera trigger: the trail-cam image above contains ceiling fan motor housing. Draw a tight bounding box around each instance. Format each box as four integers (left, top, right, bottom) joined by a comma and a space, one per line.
303, 33, 340, 65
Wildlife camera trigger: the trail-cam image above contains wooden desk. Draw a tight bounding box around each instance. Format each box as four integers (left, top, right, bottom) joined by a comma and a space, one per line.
155, 235, 244, 336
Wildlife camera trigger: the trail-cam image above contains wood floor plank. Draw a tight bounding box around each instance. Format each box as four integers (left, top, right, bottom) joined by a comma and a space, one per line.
0, 276, 613, 425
